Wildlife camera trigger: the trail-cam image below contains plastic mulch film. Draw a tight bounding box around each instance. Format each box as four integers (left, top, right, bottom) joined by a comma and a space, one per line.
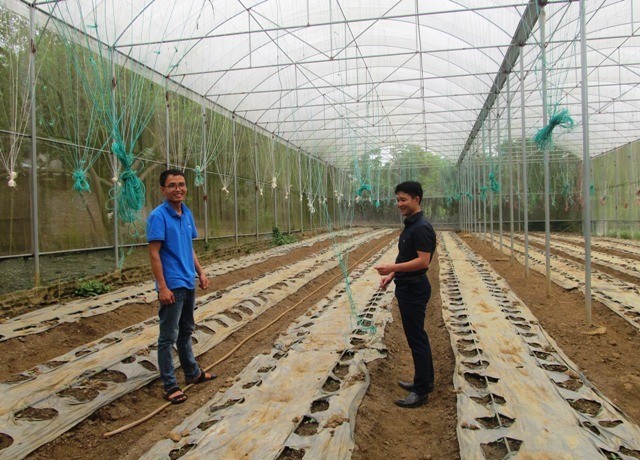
541, 233, 640, 259
500, 236, 640, 331
0, 229, 389, 459
439, 231, 640, 459
0, 228, 365, 342
521, 233, 640, 280
140, 243, 396, 459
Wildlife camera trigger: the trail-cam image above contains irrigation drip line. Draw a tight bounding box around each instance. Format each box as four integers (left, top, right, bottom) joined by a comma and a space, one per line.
103, 234, 394, 438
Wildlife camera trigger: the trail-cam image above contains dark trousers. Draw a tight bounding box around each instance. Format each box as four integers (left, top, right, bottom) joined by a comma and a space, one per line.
395, 278, 434, 395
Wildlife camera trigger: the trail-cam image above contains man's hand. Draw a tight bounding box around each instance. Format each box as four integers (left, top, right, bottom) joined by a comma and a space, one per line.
158, 286, 175, 305
374, 264, 394, 276
199, 273, 209, 290
380, 273, 394, 290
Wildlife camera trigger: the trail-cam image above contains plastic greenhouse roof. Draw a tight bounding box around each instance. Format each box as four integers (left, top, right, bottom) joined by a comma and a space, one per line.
12, 0, 640, 167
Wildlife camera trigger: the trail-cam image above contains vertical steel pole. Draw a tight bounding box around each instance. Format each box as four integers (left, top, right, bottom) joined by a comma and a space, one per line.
298, 150, 304, 233
508, 76, 515, 265
29, 6, 40, 287
580, 0, 592, 326
111, 53, 119, 271
202, 105, 208, 243
520, 49, 530, 277
497, 96, 503, 251
272, 136, 278, 230
254, 127, 259, 240
540, 5, 552, 297
482, 129, 487, 242
488, 112, 494, 248
232, 119, 239, 246
165, 89, 170, 168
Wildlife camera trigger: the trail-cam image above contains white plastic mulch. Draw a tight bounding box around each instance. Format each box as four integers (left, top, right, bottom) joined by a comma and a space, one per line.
440, 231, 640, 460
0, 228, 365, 342
498, 236, 640, 331
0, 229, 388, 460
140, 244, 397, 459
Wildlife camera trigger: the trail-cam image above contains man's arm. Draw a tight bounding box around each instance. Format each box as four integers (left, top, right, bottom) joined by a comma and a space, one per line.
193, 250, 209, 290
374, 251, 431, 276
148, 241, 175, 305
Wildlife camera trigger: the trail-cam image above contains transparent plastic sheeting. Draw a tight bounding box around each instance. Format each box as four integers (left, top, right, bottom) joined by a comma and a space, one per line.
141, 244, 396, 459
0, 228, 365, 342
10, 0, 636, 161
502, 236, 640, 332
439, 232, 640, 459
0, 229, 390, 460
521, 233, 640, 280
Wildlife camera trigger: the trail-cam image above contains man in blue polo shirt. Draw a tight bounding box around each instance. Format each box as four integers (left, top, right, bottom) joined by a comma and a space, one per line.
375, 181, 437, 408
147, 169, 215, 404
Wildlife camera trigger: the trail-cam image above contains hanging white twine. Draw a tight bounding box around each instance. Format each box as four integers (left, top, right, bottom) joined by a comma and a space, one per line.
8, 170, 17, 188
271, 176, 277, 189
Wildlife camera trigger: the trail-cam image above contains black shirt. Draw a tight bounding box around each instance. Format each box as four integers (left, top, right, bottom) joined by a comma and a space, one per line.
394, 211, 437, 280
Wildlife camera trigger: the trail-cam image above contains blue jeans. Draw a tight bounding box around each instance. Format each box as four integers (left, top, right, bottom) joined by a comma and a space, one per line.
157, 288, 201, 391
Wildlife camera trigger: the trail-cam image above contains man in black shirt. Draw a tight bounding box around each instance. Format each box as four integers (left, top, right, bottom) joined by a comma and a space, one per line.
375, 181, 437, 408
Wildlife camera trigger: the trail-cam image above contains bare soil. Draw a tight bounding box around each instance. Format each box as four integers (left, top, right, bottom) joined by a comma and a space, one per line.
3, 229, 639, 460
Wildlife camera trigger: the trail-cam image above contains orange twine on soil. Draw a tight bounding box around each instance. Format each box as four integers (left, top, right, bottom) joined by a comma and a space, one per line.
103, 236, 393, 438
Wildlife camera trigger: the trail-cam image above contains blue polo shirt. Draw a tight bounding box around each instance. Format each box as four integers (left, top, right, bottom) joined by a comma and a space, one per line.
146, 201, 198, 290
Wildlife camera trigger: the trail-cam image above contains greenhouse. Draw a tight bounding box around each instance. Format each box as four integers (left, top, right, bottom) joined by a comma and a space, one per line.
0, 0, 639, 458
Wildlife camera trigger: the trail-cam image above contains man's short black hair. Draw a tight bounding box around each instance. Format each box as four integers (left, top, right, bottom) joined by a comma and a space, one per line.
160, 169, 185, 187
395, 181, 423, 204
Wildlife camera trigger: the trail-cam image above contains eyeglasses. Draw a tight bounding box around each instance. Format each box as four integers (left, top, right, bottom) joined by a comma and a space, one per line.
163, 182, 187, 191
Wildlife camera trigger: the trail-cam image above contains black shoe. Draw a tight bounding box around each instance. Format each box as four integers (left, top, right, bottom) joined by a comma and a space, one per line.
397, 380, 415, 392
395, 392, 429, 408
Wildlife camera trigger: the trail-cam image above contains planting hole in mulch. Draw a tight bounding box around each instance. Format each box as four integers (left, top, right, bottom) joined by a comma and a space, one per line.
476, 414, 515, 429
581, 421, 601, 435
332, 363, 349, 379
480, 437, 523, 460
470, 393, 506, 406
554, 378, 583, 391
568, 398, 603, 417
56, 386, 100, 402
541, 364, 569, 373
294, 416, 319, 436
197, 419, 220, 431
195, 324, 215, 335
276, 447, 305, 460
15, 406, 59, 421
340, 350, 355, 362
464, 372, 498, 389
222, 310, 242, 322
75, 349, 93, 358
43, 360, 67, 369
169, 443, 195, 460
242, 380, 261, 389
462, 360, 489, 370
122, 325, 143, 334
121, 356, 136, 364
322, 376, 341, 392
0, 433, 13, 450
138, 360, 158, 372
459, 348, 483, 358
311, 398, 330, 413
619, 446, 640, 457
258, 366, 275, 373
209, 398, 244, 414
599, 420, 623, 428
91, 370, 128, 383
98, 337, 122, 345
